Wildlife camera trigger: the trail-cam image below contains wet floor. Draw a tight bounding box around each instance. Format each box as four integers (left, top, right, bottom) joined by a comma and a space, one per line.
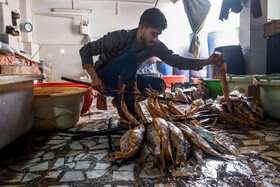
0, 98, 280, 187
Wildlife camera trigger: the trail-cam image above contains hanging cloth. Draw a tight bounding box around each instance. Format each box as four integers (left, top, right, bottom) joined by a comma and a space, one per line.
219, 0, 243, 21
251, 0, 262, 18
182, 0, 211, 59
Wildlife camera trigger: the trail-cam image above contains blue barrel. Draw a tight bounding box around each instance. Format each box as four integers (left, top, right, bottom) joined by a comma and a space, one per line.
138, 62, 157, 74
215, 45, 246, 75
157, 61, 173, 76
189, 32, 209, 78
173, 68, 190, 82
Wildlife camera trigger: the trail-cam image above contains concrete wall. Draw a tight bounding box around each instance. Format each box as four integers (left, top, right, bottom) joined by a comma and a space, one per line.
268, 0, 280, 20
32, 0, 195, 82
240, 0, 268, 74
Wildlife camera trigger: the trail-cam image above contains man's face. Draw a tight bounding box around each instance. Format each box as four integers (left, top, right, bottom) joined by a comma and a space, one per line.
139, 25, 162, 48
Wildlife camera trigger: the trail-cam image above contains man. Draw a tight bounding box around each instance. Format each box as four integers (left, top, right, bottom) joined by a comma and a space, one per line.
80, 8, 222, 119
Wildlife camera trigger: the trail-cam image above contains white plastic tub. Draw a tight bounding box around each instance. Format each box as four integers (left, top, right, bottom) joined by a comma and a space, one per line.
0, 74, 43, 149
259, 80, 280, 120
32, 86, 90, 131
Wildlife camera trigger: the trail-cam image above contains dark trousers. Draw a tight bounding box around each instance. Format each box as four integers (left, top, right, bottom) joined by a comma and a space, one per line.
97, 52, 166, 97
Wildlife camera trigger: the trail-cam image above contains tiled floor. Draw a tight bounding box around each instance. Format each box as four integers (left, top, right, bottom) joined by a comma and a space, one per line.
0, 99, 280, 187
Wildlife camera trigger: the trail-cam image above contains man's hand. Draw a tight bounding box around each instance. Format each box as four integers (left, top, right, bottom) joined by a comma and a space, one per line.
91, 75, 105, 92
209, 52, 223, 65
196, 52, 223, 70
86, 66, 105, 92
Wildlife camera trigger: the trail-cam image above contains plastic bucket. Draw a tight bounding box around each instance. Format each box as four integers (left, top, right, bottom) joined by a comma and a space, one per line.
34, 83, 94, 114
157, 62, 173, 76
214, 45, 246, 75
208, 32, 226, 55
203, 79, 223, 99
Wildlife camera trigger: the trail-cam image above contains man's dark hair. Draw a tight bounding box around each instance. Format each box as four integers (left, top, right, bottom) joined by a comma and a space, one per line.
139, 8, 167, 30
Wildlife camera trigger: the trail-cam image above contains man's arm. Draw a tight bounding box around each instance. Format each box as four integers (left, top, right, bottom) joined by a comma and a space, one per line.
86, 66, 105, 92
154, 42, 223, 70
79, 30, 127, 91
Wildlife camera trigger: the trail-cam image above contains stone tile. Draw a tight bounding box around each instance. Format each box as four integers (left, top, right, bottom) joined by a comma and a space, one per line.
230, 134, 250, 139
154, 183, 177, 187
74, 153, 86, 161
139, 162, 165, 179
48, 136, 64, 140
45, 140, 67, 145
29, 161, 49, 172
21, 173, 40, 183
102, 185, 112, 187
50, 143, 67, 150
94, 163, 111, 170
75, 161, 91, 169
8, 158, 41, 172
53, 158, 64, 169
69, 142, 83, 150
242, 139, 260, 146
65, 163, 76, 169
9, 163, 36, 172
49, 185, 70, 187
248, 131, 265, 137
265, 135, 280, 142
261, 156, 280, 165
64, 136, 72, 140
271, 178, 280, 184
115, 163, 134, 171
262, 151, 280, 157
86, 169, 108, 179
0, 172, 24, 183
68, 157, 74, 162
60, 171, 84, 182
92, 152, 108, 160
81, 153, 92, 160
81, 141, 96, 148
24, 151, 45, 159
172, 167, 200, 177
112, 171, 135, 181
90, 143, 109, 150
238, 146, 269, 154
43, 152, 55, 160
46, 170, 62, 178
66, 151, 82, 157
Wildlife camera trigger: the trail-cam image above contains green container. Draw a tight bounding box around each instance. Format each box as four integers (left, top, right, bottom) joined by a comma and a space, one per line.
203, 79, 223, 99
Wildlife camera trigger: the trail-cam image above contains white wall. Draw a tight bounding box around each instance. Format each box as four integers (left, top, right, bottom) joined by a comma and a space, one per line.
268, 0, 280, 20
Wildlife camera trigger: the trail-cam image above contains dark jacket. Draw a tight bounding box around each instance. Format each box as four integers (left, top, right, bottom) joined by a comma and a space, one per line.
80, 28, 198, 71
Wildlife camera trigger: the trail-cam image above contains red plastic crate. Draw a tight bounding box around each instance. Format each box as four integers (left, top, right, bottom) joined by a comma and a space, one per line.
161, 75, 186, 88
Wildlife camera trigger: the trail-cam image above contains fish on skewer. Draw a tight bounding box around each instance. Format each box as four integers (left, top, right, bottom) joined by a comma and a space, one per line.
174, 122, 229, 161
106, 124, 146, 161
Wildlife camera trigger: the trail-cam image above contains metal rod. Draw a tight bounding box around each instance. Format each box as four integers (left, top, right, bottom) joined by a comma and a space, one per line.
71, 114, 219, 140
61, 76, 188, 104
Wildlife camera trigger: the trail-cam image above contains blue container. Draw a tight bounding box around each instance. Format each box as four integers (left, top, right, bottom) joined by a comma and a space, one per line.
215, 45, 246, 75
157, 61, 173, 76
173, 68, 190, 82
138, 62, 157, 74
208, 32, 225, 55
